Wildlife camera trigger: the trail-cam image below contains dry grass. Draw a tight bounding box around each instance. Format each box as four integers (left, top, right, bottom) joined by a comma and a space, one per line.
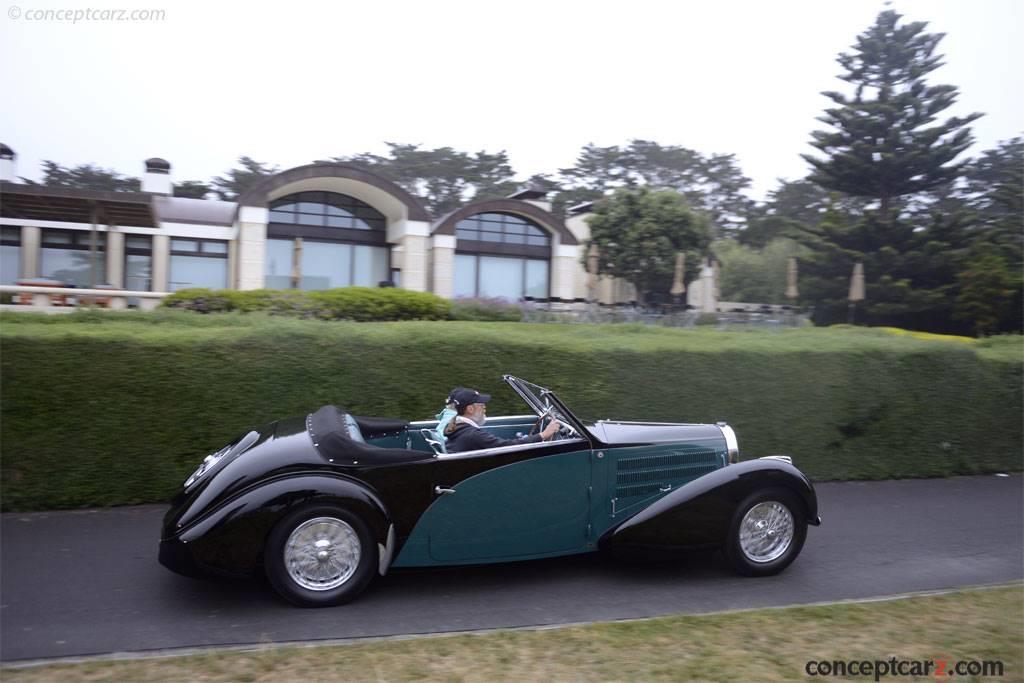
4, 585, 1022, 682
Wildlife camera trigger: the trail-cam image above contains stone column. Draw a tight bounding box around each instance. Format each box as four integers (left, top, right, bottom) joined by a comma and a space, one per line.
152, 234, 170, 291
552, 244, 580, 300
236, 207, 268, 291
227, 238, 239, 289
106, 230, 125, 287
20, 226, 40, 278
431, 234, 455, 298
398, 235, 428, 292
386, 219, 431, 293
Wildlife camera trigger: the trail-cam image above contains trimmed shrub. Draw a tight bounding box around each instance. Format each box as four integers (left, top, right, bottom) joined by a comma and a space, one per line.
161, 287, 451, 321
0, 315, 1020, 510
450, 297, 524, 322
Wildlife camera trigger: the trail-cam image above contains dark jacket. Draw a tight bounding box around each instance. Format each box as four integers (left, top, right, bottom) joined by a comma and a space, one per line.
444, 418, 542, 453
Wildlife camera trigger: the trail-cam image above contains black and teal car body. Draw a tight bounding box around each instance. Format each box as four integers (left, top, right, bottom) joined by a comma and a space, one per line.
160, 376, 821, 607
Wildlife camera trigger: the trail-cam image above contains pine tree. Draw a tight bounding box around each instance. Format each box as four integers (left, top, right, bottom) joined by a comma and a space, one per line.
802, 10, 982, 222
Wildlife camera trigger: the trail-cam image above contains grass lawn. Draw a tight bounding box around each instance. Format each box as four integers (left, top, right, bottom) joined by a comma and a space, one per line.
3, 585, 1021, 682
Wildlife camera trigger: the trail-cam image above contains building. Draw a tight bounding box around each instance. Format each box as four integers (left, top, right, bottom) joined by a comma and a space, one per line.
0, 146, 602, 307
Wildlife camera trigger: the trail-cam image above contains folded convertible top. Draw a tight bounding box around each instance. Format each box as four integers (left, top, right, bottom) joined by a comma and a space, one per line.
307, 405, 426, 466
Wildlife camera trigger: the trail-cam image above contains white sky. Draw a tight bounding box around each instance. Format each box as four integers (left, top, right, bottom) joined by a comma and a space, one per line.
1, 0, 1020, 202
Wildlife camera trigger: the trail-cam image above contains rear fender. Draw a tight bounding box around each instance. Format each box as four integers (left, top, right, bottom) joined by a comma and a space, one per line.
175, 474, 391, 576
600, 458, 819, 551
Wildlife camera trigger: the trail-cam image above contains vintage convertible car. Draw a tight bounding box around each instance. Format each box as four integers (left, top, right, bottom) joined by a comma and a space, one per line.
160, 376, 820, 606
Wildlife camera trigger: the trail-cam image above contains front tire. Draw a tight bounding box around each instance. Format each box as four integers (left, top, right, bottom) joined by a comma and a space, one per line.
264, 506, 377, 607
724, 488, 807, 576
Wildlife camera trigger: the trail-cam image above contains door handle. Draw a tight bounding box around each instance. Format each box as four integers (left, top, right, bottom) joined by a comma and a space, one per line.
659, 485, 672, 492
435, 486, 456, 495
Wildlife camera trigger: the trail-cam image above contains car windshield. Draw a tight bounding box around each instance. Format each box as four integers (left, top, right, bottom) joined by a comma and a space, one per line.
504, 376, 550, 414
503, 375, 589, 432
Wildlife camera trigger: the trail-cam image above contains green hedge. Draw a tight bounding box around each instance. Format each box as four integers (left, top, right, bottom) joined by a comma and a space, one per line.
161, 287, 452, 321
1, 312, 1020, 510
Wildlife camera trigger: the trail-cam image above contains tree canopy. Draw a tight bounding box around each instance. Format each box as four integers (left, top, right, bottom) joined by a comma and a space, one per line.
23, 161, 141, 192
559, 140, 753, 237
801, 10, 982, 221
332, 143, 518, 217
585, 188, 711, 303
172, 180, 214, 199
211, 156, 279, 200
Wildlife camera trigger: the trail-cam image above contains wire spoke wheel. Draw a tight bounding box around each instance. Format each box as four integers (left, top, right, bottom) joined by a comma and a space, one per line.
738, 501, 794, 563
283, 517, 361, 591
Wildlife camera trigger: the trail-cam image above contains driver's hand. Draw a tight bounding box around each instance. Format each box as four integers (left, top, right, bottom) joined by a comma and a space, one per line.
541, 420, 561, 440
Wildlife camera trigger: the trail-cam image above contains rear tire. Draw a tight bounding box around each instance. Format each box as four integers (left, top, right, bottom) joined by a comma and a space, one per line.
264, 506, 377, 607
724, 488, 807, 577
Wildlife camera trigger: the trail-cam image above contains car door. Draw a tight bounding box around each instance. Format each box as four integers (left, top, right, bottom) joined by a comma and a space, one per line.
425, 441, 593, 562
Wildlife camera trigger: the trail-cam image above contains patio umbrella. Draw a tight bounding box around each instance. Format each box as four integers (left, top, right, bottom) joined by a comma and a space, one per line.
786, 257, 798, 299
848, 261, 865, 301
670, 252, 686, 297
291, 237, 303, 289
848, 261, 865, 324
587, 243, 599, 302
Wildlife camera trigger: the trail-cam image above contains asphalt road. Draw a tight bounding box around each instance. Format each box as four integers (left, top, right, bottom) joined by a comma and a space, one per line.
1, 475, 1021, 663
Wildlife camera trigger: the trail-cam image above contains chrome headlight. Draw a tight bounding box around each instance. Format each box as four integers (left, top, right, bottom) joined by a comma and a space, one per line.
716, 422, 739, 464
183, 431, 258, 487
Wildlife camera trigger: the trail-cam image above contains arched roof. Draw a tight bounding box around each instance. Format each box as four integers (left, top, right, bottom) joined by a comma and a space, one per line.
237, 163, 430, 222
432, 198, 577, 245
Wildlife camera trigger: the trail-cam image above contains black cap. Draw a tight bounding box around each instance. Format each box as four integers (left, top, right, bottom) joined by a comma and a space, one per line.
447, 387, 491, 408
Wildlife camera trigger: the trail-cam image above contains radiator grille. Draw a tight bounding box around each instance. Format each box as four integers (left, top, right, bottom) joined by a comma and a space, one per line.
615, 449, 719, 499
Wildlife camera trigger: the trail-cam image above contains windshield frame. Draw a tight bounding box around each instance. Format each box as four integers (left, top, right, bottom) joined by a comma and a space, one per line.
502, 375, 589, 438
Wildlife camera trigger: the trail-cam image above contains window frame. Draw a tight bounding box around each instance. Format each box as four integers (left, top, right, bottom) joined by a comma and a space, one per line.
453, 252, 550, 300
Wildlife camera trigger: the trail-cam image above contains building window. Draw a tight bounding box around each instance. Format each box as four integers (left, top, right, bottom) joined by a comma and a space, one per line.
453, 254, 549, 300
0, 227, 20, 285
265, 191, 390, 290
40, 229, 107, 287
269, 191, 386, 233
169, 238, 228, 291
455, 212, 551, 248
453, 212, 552, 300
265, 238, 390, 289
124, 235, 152, 292
265, 238, 294, 289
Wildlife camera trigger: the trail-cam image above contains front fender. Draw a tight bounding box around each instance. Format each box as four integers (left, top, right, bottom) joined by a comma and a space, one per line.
168, 474, 391, 577
600, 458, 820, 551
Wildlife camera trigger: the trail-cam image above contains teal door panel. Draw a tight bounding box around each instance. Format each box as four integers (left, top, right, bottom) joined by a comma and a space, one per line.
425, 450, 591, 562
597, 443, 726, 537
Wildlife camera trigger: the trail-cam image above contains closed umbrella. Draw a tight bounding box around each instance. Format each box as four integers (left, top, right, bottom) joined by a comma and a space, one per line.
670, 252, 686, 298
291, 237, 303, 289
586, 243, 599, 302
786, 257, 798, 299
848, 261, 864, 324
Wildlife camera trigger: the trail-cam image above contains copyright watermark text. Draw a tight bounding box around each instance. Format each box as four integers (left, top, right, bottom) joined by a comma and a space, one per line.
7, 6, 166, 22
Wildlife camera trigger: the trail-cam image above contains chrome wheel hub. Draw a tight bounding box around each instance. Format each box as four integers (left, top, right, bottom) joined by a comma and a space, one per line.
284, 517, 361, 591
738, 501, 794, 563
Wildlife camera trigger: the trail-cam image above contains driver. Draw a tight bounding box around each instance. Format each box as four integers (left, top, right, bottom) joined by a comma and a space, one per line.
444, 387, 561, 453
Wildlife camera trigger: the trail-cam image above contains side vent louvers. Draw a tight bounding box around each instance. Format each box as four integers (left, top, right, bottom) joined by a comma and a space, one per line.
615, 449, 719, 499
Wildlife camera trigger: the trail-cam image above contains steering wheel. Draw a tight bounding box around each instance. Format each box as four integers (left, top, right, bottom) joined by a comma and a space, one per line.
529, 405, 555, 436
557, 422, 578, 438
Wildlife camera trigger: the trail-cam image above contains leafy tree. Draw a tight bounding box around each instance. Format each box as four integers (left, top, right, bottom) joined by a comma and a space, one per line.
211, 156, 279, 200
173, 180, 214, 199
24, 161, 141, 192
715, 237, 806, 304
333, 143, 518, 216
802, 10, 982, 222
954, 247, 1020, 336
585, 188, 711, 303
559, 140, 753, 238
796, 202, 973, 333
963, 137, 1023, 259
